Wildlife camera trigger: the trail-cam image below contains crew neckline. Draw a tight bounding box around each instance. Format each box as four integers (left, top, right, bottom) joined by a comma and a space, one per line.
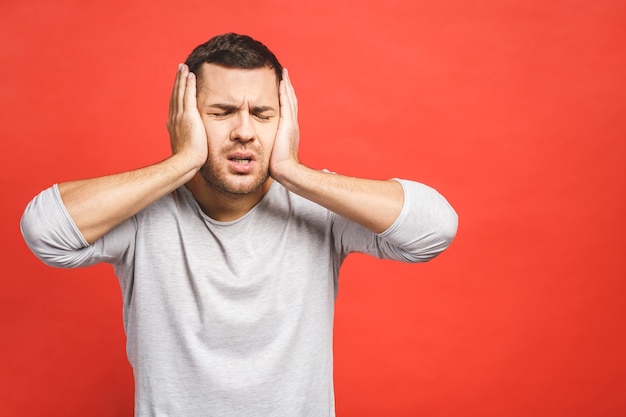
179, 181, 279, 226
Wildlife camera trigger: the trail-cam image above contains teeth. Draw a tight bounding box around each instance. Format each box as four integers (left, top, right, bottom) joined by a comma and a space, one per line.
231, 158, 251, 164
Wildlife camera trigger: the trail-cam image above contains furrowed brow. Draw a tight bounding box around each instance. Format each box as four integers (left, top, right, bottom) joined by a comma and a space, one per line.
204, 103, 277, 114
251, 105, 277, 113
205, 103, 239, 111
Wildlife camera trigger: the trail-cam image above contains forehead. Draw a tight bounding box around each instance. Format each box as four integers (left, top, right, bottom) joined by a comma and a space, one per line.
196, 63, 279, 105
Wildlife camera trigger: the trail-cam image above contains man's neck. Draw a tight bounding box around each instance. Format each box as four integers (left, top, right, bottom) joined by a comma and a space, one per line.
185, 175, 274, 222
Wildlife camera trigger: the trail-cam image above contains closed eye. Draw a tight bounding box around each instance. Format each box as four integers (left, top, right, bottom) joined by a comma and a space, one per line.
253, 114, 272, 122
209, 111, 232, 119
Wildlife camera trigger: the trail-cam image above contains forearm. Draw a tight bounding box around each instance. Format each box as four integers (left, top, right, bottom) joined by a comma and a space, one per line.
274, 163, 404, 234
59, 65, 206, 244
269, 71, 403, 233
59, 153, 198, 243
270, 68, 455, 239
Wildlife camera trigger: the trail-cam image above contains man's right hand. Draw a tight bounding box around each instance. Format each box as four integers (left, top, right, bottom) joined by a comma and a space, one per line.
167, 64, 208, 170
56, 64, 210, 244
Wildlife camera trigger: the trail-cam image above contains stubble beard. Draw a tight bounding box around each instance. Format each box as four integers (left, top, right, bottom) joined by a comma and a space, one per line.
199, 154, 270, 196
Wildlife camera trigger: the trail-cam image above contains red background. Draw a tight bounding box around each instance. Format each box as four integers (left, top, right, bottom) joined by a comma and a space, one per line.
1, 0, 625, 416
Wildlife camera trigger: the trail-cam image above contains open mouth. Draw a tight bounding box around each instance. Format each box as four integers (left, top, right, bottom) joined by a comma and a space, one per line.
227, 153, 256, 173
229, 157, 252, 165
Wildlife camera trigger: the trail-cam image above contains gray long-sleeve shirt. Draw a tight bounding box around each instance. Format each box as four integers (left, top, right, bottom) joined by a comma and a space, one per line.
21, 179, 457, 417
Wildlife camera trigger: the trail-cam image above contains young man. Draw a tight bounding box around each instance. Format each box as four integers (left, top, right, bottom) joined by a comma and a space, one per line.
21, 33, 457, 416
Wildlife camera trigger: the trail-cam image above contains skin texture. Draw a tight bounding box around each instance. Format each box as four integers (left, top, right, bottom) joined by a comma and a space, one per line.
58, 63, 404, 243
197, 65, 278, 195
183, 64, 280, 221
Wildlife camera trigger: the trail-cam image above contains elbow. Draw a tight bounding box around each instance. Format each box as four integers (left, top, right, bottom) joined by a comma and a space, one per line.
403, 205, 459, 264
390, 180, 459, 264
439, 205, 459, 250
422, 187, 459, 257
426, 204, 458, 260
20, 199, 86, 269
427, 206, 458, 262
20, 212, 61, 268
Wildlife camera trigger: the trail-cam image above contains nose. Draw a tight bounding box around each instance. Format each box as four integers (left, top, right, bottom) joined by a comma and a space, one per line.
230, 112, 256, 143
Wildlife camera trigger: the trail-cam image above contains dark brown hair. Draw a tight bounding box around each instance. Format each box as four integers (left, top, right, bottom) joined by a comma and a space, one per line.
184, 33, 283, 83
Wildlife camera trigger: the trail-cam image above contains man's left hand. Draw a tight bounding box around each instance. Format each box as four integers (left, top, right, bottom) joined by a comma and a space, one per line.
270, 68, 301, 182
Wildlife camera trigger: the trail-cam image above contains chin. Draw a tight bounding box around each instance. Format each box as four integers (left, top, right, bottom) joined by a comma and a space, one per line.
200, 168, 270, 196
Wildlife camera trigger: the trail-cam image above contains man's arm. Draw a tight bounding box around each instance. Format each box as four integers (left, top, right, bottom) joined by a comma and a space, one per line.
270, 69, 456, 238
58, 65, 206, 243
273, 165, 405, 234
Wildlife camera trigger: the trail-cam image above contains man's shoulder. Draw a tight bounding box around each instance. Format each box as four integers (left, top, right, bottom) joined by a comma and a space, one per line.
137, 186, 199, 220
267, 181, 334, 225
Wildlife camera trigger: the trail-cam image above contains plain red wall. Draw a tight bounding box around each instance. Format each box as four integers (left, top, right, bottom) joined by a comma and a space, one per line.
1, 0, 625, 416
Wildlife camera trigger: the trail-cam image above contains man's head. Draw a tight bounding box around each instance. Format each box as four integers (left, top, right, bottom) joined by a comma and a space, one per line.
185, 34, 283, 199
184, 33, 283, 85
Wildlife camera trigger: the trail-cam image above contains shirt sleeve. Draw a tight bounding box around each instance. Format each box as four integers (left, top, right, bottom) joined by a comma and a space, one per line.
20, 184, 136, 268
332, 179, 458, 263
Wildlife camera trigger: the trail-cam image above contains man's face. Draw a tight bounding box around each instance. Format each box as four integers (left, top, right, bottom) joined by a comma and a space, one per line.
196, 63, 280, 195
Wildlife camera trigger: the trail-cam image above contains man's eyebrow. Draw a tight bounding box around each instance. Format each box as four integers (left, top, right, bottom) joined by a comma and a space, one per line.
205, 103, 239, 111
250, 105, 277, 113
205, 103, 277, 113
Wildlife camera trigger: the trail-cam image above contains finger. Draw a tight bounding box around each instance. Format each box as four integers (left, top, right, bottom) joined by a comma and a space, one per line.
282, 68, 298, 119
169, 64, 181, 120
177, 65, 189, 114
279, 77, 292, 121
169, 64, 187, 119
183, 71, 197, 112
